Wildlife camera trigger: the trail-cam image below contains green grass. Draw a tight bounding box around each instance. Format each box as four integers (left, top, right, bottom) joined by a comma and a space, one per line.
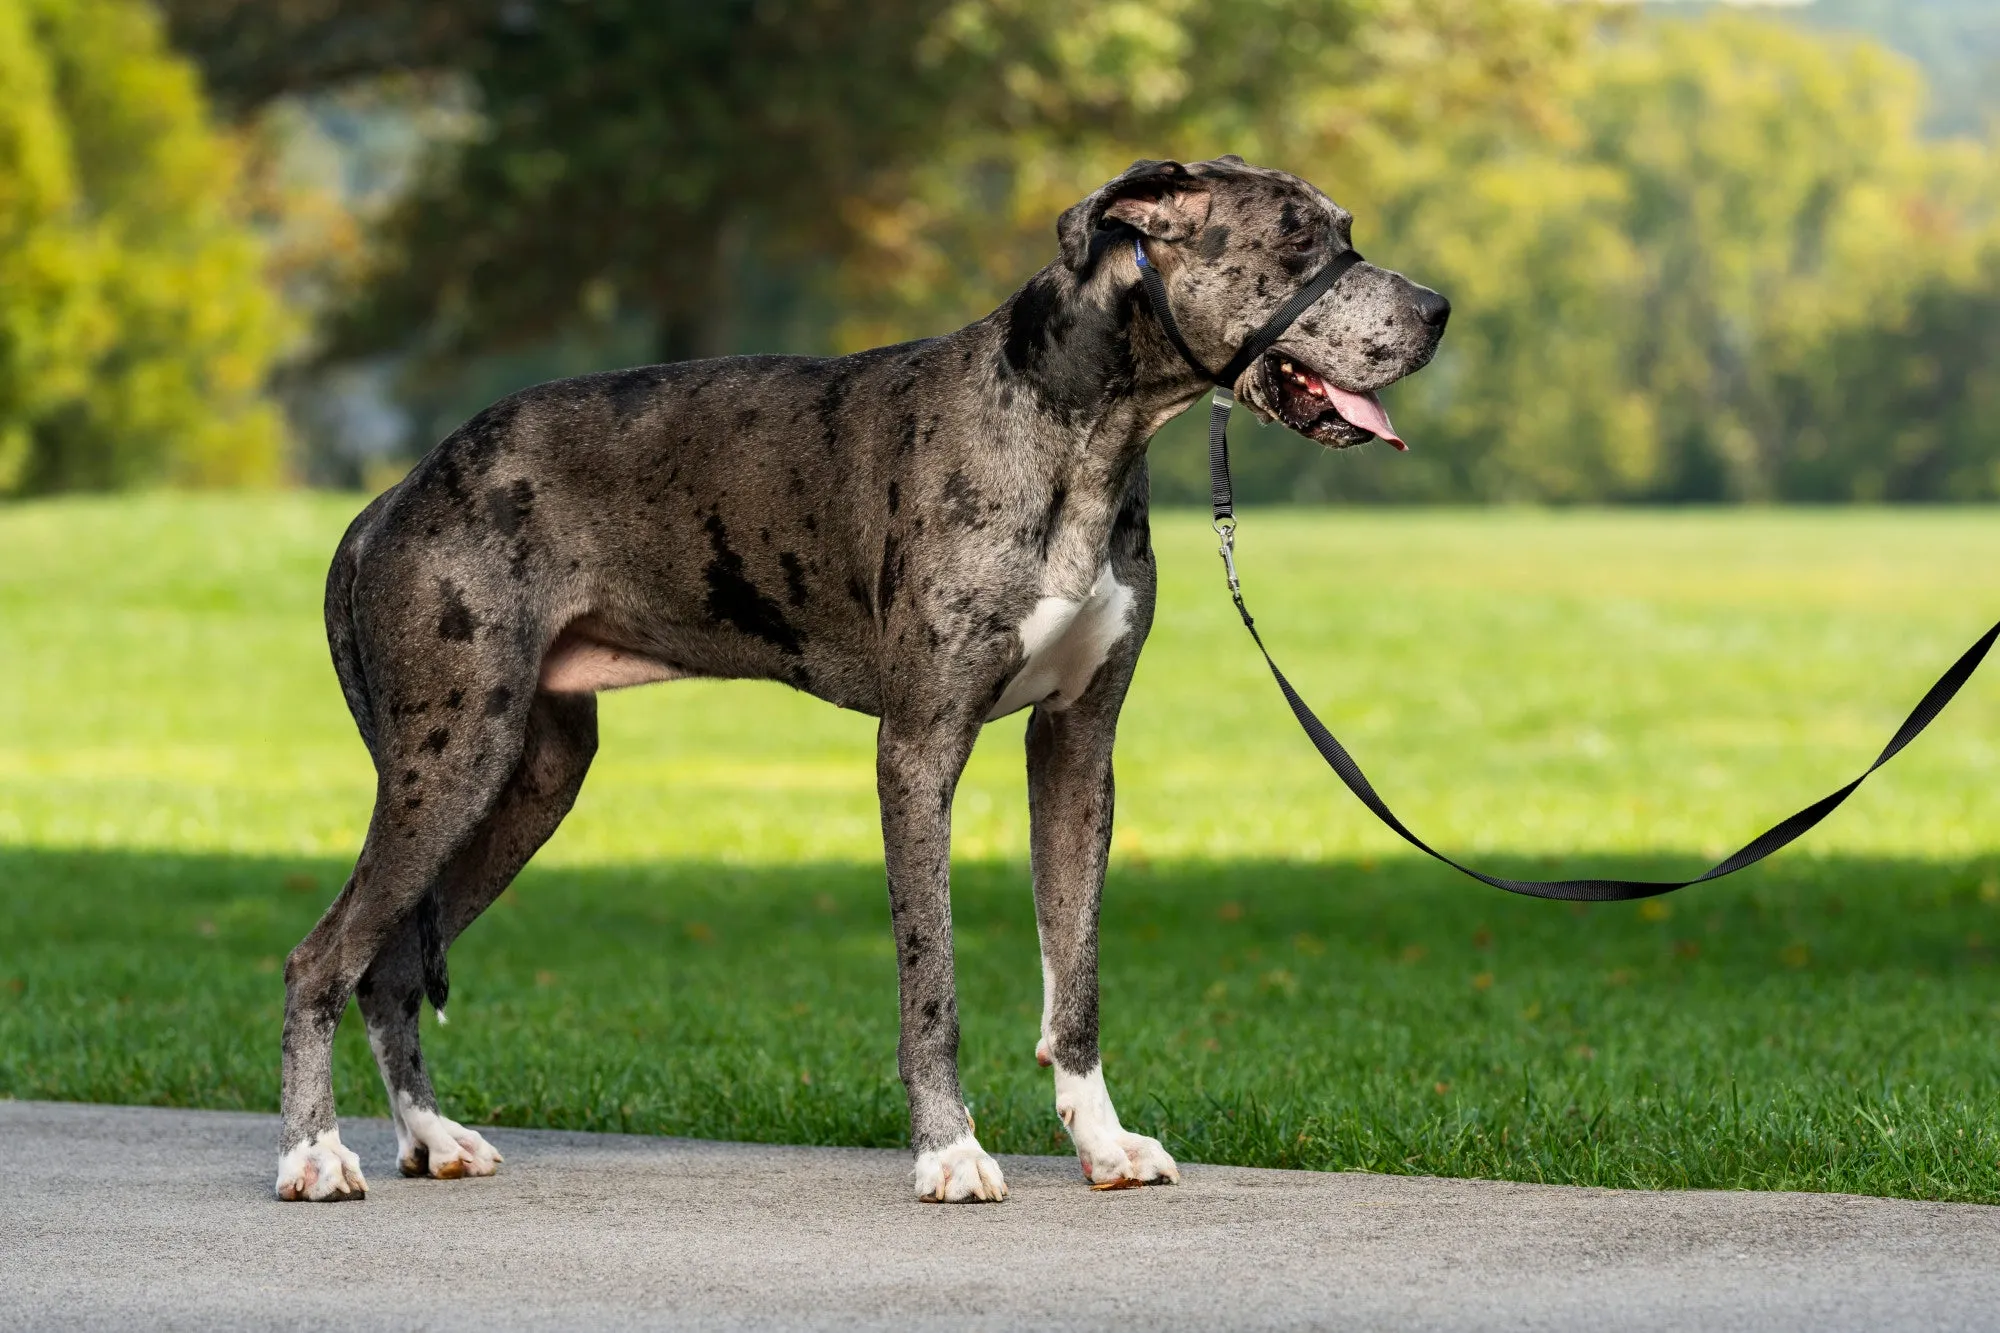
3, 495, 1998, 1199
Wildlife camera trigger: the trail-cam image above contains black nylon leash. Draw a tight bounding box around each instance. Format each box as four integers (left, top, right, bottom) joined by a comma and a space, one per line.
1132, 234, 2000, 902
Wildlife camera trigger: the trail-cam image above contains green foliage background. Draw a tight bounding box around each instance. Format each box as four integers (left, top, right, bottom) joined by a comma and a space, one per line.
0, 0, 289, 496
3, 1, 2000, 498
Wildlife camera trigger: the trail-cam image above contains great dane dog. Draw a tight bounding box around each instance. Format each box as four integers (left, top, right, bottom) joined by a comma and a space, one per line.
278, 155, 1448, 1203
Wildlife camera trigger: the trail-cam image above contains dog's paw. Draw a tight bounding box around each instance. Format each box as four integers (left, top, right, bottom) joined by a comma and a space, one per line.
275, 1128, 367, 1201
396, 1103, 503, 1180
1080, 1130, 1180, 1189
1055, 1063, 1178, 1190
914, 1135, 1008, 1203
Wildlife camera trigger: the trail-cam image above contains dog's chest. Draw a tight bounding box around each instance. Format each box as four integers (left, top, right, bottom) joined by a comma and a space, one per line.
984, 563, 1133, 720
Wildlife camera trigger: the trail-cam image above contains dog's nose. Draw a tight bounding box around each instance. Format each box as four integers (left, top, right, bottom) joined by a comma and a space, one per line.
1413, 287, 1451, 330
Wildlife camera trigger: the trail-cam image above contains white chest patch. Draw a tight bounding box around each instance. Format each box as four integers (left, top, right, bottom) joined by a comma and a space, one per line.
986, 564, 1133, 721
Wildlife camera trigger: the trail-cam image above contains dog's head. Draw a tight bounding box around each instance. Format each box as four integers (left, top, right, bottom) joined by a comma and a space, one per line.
1060, 156, 1448, 449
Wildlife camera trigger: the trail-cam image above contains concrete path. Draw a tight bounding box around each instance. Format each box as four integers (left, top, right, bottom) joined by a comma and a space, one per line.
3, 1100, 1997, 1331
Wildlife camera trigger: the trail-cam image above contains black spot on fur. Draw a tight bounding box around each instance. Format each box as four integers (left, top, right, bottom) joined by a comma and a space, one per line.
999, 267, 1132, 419
484, 686, 512, 717
436, 582, 477, 642
876, 532, 903, 618
422, 727, 450, 755
778, 552, 810, 607
430, 454, 469, 510
310, 989, 346, 1032
942, 471, 983, 529
1003, 273, 1062, 373
1197, 224, 1231, 261
455, 399, 518, 475
816, 369, 853, 454
445, 689, 464, 710
1113, 476, 1153, 558
599, 367, 663, 423
1038, 485, 1067, 558
703, 514, 802, 654
401, 768, 419, 785
485, 478, 534, 536
886, 481, 900, 516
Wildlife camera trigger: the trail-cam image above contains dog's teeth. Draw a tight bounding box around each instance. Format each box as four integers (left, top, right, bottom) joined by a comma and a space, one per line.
1281, 360, 1293, 373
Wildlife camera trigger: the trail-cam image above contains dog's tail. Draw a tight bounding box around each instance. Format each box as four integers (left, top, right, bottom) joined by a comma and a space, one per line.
324, 495, 389, 757
325, 494, 451, 1015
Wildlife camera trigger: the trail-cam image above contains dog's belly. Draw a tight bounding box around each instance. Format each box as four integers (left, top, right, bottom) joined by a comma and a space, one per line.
538, 625, 692, 694
985, 563, 1133, 720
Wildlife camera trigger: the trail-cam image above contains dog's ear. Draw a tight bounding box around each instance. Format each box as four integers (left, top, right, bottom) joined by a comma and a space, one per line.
1057, 159, 1213, 271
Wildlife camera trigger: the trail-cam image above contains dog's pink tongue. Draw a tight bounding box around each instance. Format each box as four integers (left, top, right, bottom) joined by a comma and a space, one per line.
1324, 384, 1406, 451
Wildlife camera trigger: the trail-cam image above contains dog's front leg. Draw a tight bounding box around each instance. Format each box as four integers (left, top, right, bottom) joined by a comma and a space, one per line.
877, 713, 1007, 1203
1026, 680, 1180, 1190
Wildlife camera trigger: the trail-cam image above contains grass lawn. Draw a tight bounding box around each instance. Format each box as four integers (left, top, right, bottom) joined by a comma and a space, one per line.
2, 494, 1998, 1200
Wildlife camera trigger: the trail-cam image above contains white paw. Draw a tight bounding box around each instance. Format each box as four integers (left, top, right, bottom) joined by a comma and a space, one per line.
1081, 1129, 1181, 1189
1055, 1063, 1179, 1189
275, 1128, 367, 1201
914, 1134, 1008, 1203
396, 1098, 503, 1179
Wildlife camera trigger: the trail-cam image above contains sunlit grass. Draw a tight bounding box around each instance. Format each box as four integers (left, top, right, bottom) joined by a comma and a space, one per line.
2, 495, 1997, 1199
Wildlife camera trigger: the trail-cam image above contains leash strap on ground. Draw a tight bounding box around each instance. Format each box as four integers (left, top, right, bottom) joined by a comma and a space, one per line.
1223, 544, 1998, 901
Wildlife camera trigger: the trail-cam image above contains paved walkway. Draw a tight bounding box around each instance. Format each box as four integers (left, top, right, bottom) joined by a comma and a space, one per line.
3, 1099, 1997, 1331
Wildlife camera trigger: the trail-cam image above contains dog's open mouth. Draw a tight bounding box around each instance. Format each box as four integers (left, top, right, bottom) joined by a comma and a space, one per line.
1258, 352, 1406, 451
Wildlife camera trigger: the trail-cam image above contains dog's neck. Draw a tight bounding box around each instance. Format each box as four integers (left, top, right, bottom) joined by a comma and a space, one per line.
992, 246, 1214, 452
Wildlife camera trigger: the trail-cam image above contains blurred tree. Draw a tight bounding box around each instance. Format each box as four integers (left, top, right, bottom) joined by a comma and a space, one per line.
1380, 14, 2000, 503
164, 0, 986, 362
0, 0, 290, 495
1770, 253, 2000, 501
156, 0, 2000, 503
156, 0, 480, 107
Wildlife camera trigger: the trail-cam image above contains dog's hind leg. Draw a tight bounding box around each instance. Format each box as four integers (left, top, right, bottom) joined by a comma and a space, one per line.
355, 689, 598, 1181
1025, 660, 1180, 1190
277, 592, 542, 1202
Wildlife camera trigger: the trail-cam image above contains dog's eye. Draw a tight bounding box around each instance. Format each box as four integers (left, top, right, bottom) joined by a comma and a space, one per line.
1284, 232, 1319, 253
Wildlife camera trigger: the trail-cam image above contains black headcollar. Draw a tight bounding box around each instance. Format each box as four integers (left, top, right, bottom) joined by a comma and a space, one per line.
1132, 238, 1366, 389
1131, 238, 1367, 523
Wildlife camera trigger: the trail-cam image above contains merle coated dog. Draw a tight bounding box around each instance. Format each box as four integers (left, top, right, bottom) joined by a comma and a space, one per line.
277, 156, 1448, 1203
